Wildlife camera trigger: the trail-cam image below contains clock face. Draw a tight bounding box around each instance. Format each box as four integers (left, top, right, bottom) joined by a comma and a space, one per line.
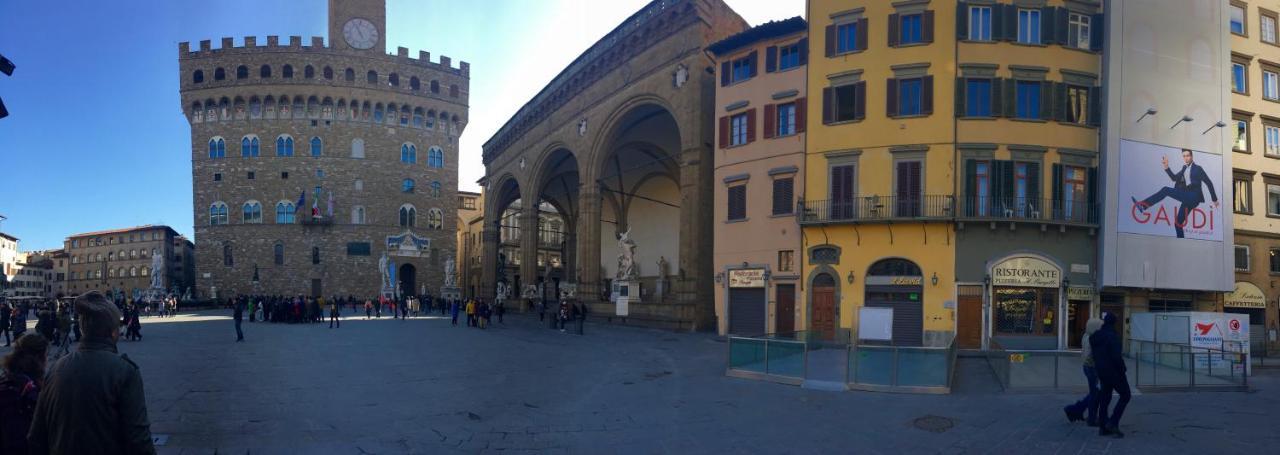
342, 18, 378, 50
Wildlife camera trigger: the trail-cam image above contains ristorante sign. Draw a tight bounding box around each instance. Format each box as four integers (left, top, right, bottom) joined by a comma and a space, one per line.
991, 257, 1061, 288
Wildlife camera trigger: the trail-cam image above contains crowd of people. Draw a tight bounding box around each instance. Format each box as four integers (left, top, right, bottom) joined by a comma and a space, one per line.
0, 291, 156, 454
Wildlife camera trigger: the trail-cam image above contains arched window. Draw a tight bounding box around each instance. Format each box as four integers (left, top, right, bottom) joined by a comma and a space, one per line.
304, 65, 315, 79
374, 104, 384, 123
430, 80, 440, 93
399, 205, 417, 227
242, 201, 262, 223
282, 64, 293, 78
276, 135, 294, 156
208, 137, 226, 158
352, 206, 366, 224
312, 246, 321, 264
402, 178, 415, 193
214, 67, 226, 80
209, 202, 229, 225
193, 70, 204, 83
130, 249, 137, 258
240, 135, 260, 157
400, 143, 417, 164
866, 258, 923, 277
427, 146, 444, 168
275, 201, 296, 224
410, 76, 420, 91
223, 244, 233, 266
260, 64, 271, 78
249, 97, 262, 118
367, 70, 378, 84
427, 208, 444, 230
310, 136, 323, 157
389, 73, 399, 86
108, 268, 116, 278
323, 66, 333, 79
274, 242, 285, 265
400, 106, 410, 125
140, 267, 149, 277
450, 84, 459, 98
108, 252, 114, 261
351, 138, 365, 158
354, 179, 364, 190
344, 68, 355, 81
236, 65, 248, 79
430, 181, 441, 197
412, 108, 424, 128
129, 267, 137, 277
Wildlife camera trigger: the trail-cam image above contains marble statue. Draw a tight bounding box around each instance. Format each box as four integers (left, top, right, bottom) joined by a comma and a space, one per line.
673, 63, 689, 88
616, 226, 637, 280
378, 253, 390, 289
657, 256, 669, 277
149, 250, 165, 290
496, 282, 508, 302
443, 257, 457, 287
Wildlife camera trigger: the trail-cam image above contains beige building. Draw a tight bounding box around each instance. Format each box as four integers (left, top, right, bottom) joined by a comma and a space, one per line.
1226, 0, 1280, 355
0, 232, 17, 284
180, 0, 469, 299
456, 190, 483, 298
64, 226, 194, 298
709, 18, 808, 336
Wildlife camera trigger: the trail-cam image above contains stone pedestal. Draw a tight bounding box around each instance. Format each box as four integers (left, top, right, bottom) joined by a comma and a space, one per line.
611, 280, 640, 316
439, 286, 461, 302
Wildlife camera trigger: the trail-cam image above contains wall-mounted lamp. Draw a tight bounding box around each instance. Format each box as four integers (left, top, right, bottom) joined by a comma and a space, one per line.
847, 271, 856, 284
1169, 115, 1194, 129
1202, 121, 1227, 135
931, 272, 939, 286
714, 272, 724, 284
983, 275, 991, 286
1136, 108, 1158, 123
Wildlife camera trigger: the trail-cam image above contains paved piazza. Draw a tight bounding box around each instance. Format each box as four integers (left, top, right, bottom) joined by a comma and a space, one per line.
6, 311, 1277, 454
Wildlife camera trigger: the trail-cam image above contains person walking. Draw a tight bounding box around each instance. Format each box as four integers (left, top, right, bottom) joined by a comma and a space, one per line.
328, 299, 340, 329
28, 292, 157, 454
0, 333, 48, 454
465, 299, 476, 327
1064, 317, 1103, 426
0, 303, 10, 347
495, 300, 505, 325
233, 298, 245, 342
450, 300, 460, 326
1091, 312, 1130, 438
575, 302, 589, 335
557, 301, 569, 333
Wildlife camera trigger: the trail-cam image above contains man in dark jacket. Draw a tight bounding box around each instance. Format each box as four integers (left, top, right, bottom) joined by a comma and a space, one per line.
0, 303, 10, 347
27, 291, 156, 454
233, 297, 245, 341
1089, 312, 1130, 438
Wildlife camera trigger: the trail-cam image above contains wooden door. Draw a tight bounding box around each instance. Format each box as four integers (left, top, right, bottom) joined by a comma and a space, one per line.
811, 283, 837, 340
311, 279, 322, 298
775, 284, 796, 334
957, 294, 983, 349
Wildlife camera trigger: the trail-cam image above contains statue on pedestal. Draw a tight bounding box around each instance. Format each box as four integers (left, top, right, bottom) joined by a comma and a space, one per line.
443, 257, 457, 287
616, 226, 638, 280
378, 253, 390, 290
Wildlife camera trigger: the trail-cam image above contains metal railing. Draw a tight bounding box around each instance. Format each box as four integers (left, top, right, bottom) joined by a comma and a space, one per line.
957, 196, 1099, 225
798, 195, 953, 224
1129, 340, 1248, 390
726, 330, 956, 393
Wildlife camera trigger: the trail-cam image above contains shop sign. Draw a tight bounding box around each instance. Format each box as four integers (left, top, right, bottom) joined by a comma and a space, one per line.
1224, 281, 1266, 309
1009, 353, 1027, 363
864, 276, 923, 286
1067, 286, 1094, 301
991, 257, 1061, 288
728, 268, 765, 288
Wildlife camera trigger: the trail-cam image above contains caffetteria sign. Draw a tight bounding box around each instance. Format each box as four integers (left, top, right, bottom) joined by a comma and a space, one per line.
991, 257, 1061, 288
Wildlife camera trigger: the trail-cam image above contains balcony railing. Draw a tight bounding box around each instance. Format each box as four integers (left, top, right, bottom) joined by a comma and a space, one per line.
957, 196, 1098, 225
799, 196, 1099, 227
798, 195, 953, 224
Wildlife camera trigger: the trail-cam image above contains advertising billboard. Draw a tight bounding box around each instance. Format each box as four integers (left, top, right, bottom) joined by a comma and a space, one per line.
1117, 141, 1223, 241
1100, 0, 1234, 291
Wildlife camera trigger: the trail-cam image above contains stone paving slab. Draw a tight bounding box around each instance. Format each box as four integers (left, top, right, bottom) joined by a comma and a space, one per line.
3, 310, 1278, 454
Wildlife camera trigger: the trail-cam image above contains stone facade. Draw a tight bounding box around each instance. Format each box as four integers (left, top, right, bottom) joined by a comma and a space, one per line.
480, 0, 748, 331
63, 226, 193, 298
179, 0, 468, 300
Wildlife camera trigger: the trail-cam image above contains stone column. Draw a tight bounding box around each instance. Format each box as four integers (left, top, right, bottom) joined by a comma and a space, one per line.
678, 145, 715, 331
479, 222, 500, 300
576, 187, 601, 302
519, 203, 539, 299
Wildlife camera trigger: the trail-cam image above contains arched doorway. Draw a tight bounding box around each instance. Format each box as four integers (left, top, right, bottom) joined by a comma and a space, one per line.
865, 258, 924, 346
398, 263, 416, 299
810, 273, 838, 340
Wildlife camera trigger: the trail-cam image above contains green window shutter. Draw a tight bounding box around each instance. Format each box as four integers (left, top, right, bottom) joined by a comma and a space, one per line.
957, 2, 969, 39
1026, 162, 1041, 205
991, 78, 1004, 117
1040, 7, 1055, 45
1088, 86, 1102, 127
1052, 164, 1063, 219
1003, 78, 1017, 118
1055, 7, 1070, 45
956, 77, 967, 117
1054, 82, 1069, 122
1039, 81, 1054, 120
964, 159, 978, 216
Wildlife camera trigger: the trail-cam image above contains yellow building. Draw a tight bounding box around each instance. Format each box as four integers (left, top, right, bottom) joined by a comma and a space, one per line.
1226, 0, 1280, 355
803, 0, 1104, 349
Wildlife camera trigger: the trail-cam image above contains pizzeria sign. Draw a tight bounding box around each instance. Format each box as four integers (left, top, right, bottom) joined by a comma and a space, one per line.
991, 257, 1061, 288
728, 268, 766, 288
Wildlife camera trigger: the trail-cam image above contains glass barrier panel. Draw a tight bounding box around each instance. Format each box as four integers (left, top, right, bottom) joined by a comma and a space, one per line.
1008, 352, 1057, 388
852, 346, 894, 386
728, 338, 766, 373
896, 348, 948, 387
766, 340, 806, 378
1054, 354, 1087, 388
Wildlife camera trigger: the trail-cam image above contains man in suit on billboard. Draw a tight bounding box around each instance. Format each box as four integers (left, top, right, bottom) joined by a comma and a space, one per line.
1131, 149, 1219, 238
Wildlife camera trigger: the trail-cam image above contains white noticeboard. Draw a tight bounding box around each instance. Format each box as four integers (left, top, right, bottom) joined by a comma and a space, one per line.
858, 307, 893, 342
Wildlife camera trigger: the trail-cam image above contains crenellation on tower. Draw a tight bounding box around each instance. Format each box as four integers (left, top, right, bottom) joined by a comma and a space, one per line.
288, 36, 302, 48
267, 35, 279, 46
244, 36, 257, 47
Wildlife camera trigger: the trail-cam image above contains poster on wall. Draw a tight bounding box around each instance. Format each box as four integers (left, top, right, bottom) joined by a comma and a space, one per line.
1117, 140, 1223, 241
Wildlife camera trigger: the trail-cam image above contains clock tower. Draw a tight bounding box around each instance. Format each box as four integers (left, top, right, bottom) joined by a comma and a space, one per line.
329, 0, 386, 52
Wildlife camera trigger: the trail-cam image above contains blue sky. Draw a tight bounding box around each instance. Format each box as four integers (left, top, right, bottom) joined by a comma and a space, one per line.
0, 0, 801, 251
